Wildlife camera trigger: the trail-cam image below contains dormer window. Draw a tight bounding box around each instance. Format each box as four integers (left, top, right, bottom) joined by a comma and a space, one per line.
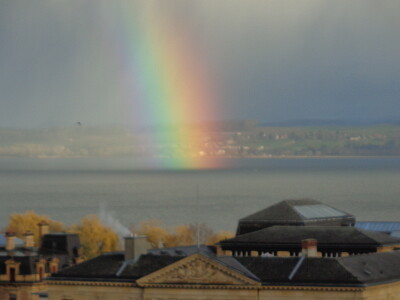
49, 258, 59, 274
35, 259, 47, 281
5, 259, 21, 282
9, 267, 16, 283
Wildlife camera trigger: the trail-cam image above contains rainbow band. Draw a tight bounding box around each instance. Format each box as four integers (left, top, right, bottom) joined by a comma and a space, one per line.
112, 3, 221, 169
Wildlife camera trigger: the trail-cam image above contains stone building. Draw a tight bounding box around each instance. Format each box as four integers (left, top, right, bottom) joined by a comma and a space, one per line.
0, 222, 81, 300
47, 199, 400, 300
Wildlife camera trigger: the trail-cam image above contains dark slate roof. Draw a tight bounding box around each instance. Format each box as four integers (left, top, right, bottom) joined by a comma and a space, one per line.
241, 199, 352, 222
118, 255, 184, 279
0, 255, 44, 276
213, 256, 260, 281
51, 252, 125, 279
337, 251, 400, 284
237, 251, 400, 286
148, 245, 217, 257
236, 256, 361, 285
39, 233, 80, 257
221, 226, 400, 247
355, 222, 400, 234
49, 248, 400, 287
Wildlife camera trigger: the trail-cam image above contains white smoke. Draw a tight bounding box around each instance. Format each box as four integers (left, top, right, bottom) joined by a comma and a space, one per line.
98, 202, 131, 242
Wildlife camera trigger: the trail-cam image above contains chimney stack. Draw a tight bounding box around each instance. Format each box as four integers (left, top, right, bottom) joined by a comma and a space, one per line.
5, 231, 16, 251
301, 239, 317, 257
38, 221, 49, 238
23, 231, 35, 248
124, 235, 150, 261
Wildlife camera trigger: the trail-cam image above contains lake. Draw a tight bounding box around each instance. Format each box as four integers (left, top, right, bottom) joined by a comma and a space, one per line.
0, 157, 399, 233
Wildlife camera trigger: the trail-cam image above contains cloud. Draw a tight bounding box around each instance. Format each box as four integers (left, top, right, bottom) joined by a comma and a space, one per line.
0, 0, 399, 127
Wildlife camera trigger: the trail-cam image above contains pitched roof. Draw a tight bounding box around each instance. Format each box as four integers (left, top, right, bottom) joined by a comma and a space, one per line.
147, 245, 217, 257
51, 252, 125, 279
221, 226, 400, 247
49, 250, 400, 287
236, 256, 361, 285
337, 251, 400, 284
118, 255, 185, 279
240, 199, 352, 222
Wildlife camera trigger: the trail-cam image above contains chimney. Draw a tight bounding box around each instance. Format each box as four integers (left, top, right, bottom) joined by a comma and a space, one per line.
124, 235, 151, 261
301, 239, 317, 257
5, 231, 16, 251
23, 231, 35, 248
38, 221, 49, 238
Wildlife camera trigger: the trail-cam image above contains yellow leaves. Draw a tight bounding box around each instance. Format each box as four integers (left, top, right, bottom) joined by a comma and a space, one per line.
6, 211, 64, 245
6, 213, 233, 260
206, 230, 234, 245
6, 212, 119, 259
135, 220, 170, 248
134, 220, 234, 248
68, 215, 120, 259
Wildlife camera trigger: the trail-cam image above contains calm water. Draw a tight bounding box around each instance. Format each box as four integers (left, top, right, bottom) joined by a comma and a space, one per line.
0, 157, 399, 232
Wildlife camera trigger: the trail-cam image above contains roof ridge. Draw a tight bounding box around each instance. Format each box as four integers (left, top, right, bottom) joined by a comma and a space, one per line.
215, 256, 261, 282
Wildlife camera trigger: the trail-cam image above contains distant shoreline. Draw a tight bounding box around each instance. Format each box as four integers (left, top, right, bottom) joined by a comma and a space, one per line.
1, 155, 400, 160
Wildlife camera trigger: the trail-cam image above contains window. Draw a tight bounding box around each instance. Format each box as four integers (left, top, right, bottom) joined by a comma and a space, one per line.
9, 268, 16, 282
39, 267, 44, 280
51, 265, 57, 273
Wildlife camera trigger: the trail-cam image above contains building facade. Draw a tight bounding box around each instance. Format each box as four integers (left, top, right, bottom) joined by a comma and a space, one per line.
47, 199, 400, 300
0, 222, 81, 300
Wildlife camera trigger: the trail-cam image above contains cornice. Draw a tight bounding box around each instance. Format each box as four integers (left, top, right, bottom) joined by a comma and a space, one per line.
260, 285, 364, 292
47, 279, 366, 292
47, 280, 136, 288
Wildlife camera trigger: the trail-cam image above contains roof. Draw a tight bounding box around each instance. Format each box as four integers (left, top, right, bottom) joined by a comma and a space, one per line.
237, 199, 355, 235
118, 255, 184, 279
355, 222, 400, 233
39, 233, 80, 256
241, 199, 353, 222
0, 255, 39, 275
51, 252, 126, 279
336, 251, 400, 284
49, 250, 400, 287
221, 226, 400, 248
51, 252, 184, 281
236, 256, 360, 285
147, 245, 217, 257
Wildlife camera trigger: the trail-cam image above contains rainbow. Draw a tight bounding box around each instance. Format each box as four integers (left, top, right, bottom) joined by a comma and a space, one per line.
107, 3, 222, 169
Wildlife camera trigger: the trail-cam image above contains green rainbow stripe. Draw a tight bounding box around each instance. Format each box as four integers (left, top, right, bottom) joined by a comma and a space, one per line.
113, 3, 222, 169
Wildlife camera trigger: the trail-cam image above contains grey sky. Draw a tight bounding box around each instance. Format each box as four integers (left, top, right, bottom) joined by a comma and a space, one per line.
1, 0, 399, 128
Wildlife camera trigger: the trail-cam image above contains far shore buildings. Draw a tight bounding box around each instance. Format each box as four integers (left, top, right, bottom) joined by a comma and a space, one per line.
47, 199, 400, 300
0, 222, 82, 300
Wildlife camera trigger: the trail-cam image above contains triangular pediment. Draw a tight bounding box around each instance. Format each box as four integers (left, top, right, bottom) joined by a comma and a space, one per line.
137, 254, 260, 286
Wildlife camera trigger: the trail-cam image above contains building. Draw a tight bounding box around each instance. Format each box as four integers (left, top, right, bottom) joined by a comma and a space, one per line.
220, 225, 400, 257
0, 222, 82, 300
236, 198, 355, 235
47, 199, 400, 300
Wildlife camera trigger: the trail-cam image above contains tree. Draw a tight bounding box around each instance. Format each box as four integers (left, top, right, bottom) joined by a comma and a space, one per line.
6, 211, 64, 245
69, 215, 120, 259
133, 220, 234, 248
206, 230, 234, 245
134, 220, 170, 248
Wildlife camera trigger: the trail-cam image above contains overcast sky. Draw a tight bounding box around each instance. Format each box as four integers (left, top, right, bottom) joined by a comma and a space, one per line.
1, 0, 400, 128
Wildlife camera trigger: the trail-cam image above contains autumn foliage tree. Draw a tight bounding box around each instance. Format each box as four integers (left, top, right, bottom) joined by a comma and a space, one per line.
68, 215, 120, 259
134, 220, 234, 248
6, 211, 65, 245
6, 212, 233, 260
